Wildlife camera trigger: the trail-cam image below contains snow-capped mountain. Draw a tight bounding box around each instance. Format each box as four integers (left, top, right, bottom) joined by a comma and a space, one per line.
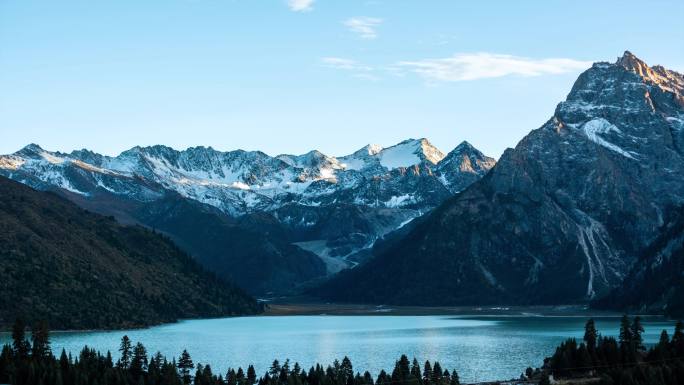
1, 138, 491, 216
316, 51, 684, 305
0, 137, 494, 294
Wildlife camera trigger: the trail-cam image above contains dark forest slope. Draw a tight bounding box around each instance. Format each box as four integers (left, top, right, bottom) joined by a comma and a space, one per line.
0, 176, 261, 330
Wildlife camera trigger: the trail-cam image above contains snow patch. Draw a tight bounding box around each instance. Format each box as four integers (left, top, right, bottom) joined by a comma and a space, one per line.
575, 214, 614, 298
340, 158, 366, 171
397, 216, 415, 228
580, 118, 636, 159
385, 194, 414, 208
366, 144, 383, 155
231, 181, 251, 190
437, 173, 450, 187
667, 116, 684, 131
479, 264, 498, 286
378, 141, 421, 169
318, 167, 336, 180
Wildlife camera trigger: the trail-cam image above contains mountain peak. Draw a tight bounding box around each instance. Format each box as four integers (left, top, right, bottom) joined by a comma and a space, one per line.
363, 143, 383, 156
417, 138, 445, 165
18, 143, 44, 153
614, 50, 684, 95
396, 138, 445, 164
453, 140, 475, 151
616, 50, 651, 75
437, 141, 496, 179
14, 143, 48, 159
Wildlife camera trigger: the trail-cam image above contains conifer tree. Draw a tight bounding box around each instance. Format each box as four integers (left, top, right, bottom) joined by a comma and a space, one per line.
631, 316, 645, 352
450, 370, 459, 385
410, 358, 421, 380
30, 320, 51, 360
119, 335, 132, 369
237, 366, 246, 385
363, 371, 373, 385
269, 359, 281, 378
11, 318, 30, 359
177, 349, 194, 385
59, 349, 69, 371
658, 330, 670, 347
619, 315, 632, 352
397, 355, 410, 380
377, 369, 390, 385
431, 362, 442, 384
227, 368, 237, 385
423, 361, 432, 384
340, 356, 353, 384
247, 364, 257, 385
583, 319, 598, 351
131, 342, 148, 376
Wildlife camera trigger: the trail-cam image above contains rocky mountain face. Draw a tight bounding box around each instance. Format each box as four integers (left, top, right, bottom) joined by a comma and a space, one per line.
315, 51, 684, 305
0, 138, 494, 294
0, 176, 261, 330
592, 206, 684, 318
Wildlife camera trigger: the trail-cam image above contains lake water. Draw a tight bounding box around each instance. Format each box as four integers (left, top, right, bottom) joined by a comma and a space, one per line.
0, 315, 675, 383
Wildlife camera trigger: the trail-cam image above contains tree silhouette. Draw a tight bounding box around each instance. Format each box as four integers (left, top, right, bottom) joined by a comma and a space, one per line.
177, 349, 194, 385
119, 335, 133, 369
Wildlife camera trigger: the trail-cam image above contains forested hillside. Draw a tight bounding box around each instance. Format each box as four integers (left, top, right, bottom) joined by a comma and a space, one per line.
0, 176, 261, 330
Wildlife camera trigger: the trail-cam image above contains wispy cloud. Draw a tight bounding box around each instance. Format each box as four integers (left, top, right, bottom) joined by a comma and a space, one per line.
321, 57, 371, 71
321, 53, 590, 83
397, 53, 591, 82
288, 0, 314, 12
321, 57, 378, 80
344, 17, 383, 39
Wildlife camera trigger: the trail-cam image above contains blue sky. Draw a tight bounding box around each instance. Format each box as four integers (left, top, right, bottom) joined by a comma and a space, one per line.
1, 0, 683, 159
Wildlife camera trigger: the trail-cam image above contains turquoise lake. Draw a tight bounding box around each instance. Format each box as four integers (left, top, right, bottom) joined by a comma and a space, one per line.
0, 315, 674, 383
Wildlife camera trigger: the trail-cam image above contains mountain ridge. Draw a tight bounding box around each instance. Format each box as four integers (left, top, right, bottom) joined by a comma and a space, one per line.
1, 137, 494, 214
0, 138, 495, 295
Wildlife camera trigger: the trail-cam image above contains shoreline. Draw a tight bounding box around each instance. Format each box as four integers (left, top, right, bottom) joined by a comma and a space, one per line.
260, 299, 661, 318
0, 303, 668, 333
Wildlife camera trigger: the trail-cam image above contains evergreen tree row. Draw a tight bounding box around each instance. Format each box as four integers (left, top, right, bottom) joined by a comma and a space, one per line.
546, 316, 684, 384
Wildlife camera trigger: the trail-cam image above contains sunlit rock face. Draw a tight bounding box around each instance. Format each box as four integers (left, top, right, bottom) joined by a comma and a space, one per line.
316, 51, 684, 305
0, 136, 494, 294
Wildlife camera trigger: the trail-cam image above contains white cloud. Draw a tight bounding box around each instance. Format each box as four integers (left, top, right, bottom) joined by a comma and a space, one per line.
321, 57, 371, 71
288, 0, 314, 12
321, 52, 591, 83
344, 17, 383, 39
397, 53, 591, 82
321, 57, 378, 80
351, 73, 380, 82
